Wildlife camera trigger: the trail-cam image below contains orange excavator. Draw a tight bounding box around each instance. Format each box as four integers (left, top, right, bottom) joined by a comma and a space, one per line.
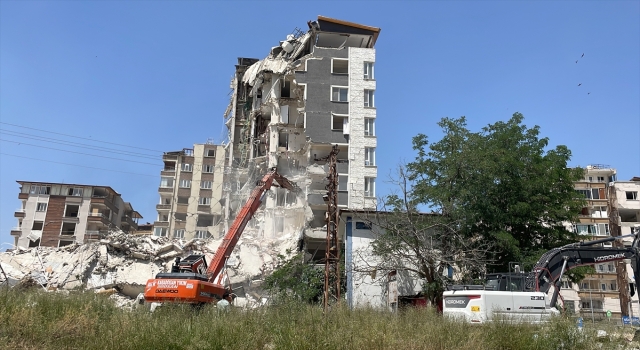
143, 167, 298, 305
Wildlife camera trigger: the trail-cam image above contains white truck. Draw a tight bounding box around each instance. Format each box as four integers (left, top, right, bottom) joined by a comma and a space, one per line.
443, 234, 640, 323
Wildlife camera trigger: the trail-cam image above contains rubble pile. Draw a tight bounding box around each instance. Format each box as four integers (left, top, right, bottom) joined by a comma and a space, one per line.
0, 228, 297, 308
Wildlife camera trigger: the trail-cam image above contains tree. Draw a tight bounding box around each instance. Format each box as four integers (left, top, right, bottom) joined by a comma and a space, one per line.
264, 251, 332, 304
350, 166, 493, 307
407, 113, 585, 272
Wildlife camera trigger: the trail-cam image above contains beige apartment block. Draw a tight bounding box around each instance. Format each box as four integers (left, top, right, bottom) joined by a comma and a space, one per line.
562, 165, 640, 320
11, 181, 141, 249
155, 143, 226, 240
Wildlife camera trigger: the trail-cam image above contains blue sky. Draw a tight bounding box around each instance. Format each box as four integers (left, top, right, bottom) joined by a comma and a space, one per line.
1, 1, 638, 248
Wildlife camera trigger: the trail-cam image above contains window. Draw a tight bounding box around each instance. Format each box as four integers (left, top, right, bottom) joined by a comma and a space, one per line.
576, 189, 591, 199
199, 197, 211, 205
601, 283, 607, 291
331, 87, 348, 102
364, 177, 376, 197
64, 205, 79, 218
30, 185, 51, 195
607, 264, 615, 272
597, 176, 605, 182
67, 187, 83, 197
574, 224, 608, 236
364, 118, 375, 136
201, 181, 212, 189
338, 175, 348, 192
160, 177, 174, 188
364, 89, 375, 107
32, 221, 44, 230
174, 213, 187, 221
581, 300, 603, 310
184, 149, 193, 156
203, 164, 215, 173
332, 59, 348, 74
205, 149, 216, 157
364, 147, 376, 166
332, 114, 348, 131
179, 179, 191, 188
197, 214, 215, 227
181, 163, 193, 172
36, 203, 47, 212
196, 230, 210, 239
177, 196, 189, 204
154, 227, 167, 237
610, 282, 617, 291
160, 197, 171, 205
364, 62, 374, 80
560, 280, 572, 289
61, 222, 76, 236
627, 191, 638, 200
356, 221, 372, 230
281, 80, 291, 98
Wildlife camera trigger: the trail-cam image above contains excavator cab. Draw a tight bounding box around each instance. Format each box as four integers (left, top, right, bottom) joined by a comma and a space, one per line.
484, 273, 527, 292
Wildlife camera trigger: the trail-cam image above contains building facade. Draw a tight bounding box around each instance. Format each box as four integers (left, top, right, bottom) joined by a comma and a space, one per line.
11, 181, 141, 248
563, 165, 640, 320
222, 16, 381, 261
154, 143, 226, 240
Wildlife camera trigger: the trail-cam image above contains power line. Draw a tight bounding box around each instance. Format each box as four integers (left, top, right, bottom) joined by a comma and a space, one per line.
0, 129, 159, 160
0, 121, 164, 154
0, 139, 160, 166
0, 153, 157, 178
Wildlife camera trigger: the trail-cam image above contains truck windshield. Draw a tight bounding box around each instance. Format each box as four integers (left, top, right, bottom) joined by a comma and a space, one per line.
485, 279, 500, 291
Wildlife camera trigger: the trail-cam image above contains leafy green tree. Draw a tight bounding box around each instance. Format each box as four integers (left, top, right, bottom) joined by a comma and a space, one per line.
263, 251, 325, 304
407, 113, 585, 273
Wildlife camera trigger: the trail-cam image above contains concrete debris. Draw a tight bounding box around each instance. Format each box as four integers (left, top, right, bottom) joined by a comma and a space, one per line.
0, 228, 294, 308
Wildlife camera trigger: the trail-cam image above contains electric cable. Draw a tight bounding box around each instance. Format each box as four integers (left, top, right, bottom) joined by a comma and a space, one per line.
0, 121, 164, 153
0, 139, 160, 166
0, 129, 159, 160
0, 153, 157, 177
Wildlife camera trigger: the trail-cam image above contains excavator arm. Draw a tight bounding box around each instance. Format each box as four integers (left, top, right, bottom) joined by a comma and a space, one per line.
526, 234, 640, 307
205, 167, 298, 283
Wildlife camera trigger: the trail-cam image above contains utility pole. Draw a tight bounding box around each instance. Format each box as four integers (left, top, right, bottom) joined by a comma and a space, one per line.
322, 145, 340, 312
608, 184, 630, 316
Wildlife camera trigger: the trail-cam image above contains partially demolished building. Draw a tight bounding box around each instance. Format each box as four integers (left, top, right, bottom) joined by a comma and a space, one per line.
222, 16, 381, 261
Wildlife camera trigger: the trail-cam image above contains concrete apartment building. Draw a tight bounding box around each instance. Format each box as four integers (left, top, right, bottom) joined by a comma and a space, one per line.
11, 181, 141, 248
154, 143, 226, 240
560, 165, 640, 320
222, 16, 380, 261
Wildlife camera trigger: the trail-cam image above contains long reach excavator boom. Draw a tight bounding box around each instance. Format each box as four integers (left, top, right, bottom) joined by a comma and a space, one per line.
143, 167, 298, 305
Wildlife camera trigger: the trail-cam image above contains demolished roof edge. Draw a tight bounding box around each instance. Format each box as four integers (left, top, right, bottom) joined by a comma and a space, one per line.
317, 15, 381, 47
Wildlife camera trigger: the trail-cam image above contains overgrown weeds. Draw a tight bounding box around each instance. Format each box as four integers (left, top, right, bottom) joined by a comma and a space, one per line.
0, 290, 634, 349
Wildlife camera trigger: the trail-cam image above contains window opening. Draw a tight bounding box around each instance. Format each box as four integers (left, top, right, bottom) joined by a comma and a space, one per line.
364, 62, 374, 79
36, 203, 47, 212
332, 87, 348, 102
332, 59, 348, 74
364, 89, 375, 107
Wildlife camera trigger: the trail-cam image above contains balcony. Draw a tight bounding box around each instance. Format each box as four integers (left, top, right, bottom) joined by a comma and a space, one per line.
87, 212, 111, 225
120, 215, 139, 230
14, 208, 25, 218
18, 193, 29, 199
153, 221, 169, 227
161, 170, 176, 176
90, 197, 118, 213
10, 227, 22, 236
158, 187, 173, 193
60, 230, 76, 237
85, 230, 108, 242
156, 204, 171, 210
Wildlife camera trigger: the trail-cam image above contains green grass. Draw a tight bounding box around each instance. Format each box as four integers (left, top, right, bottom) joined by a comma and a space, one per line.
0, 290, 634, 349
